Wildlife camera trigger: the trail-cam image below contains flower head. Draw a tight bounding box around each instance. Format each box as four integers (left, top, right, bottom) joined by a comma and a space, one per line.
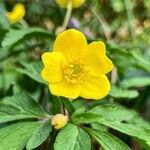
52, 114, 68, 130
6, 3, 25, 24
55, 0, 85, 8
41, 29, 113, 100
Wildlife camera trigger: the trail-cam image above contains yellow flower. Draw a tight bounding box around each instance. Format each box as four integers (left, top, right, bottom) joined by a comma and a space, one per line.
41, 29, 113, 99
55, 0, 85, 8
6, 3, 25, 24
52, 114, 68, 130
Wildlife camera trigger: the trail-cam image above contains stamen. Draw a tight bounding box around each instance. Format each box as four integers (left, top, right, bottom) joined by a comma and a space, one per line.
63, 58, 88, 84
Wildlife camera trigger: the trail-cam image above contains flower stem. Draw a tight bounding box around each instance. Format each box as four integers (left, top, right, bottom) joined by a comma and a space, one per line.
57, 96, 66, 115
111, 67, 118, 84
123, 0, 134, 38
19, 19, 29, 28
62, 0, 73, 29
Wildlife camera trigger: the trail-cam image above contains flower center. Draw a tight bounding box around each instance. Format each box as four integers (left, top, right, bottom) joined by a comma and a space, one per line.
63, 59, 87, 84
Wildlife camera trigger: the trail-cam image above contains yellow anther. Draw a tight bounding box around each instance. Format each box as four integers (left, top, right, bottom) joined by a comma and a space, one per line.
69, 64, 74, 68
63, 58, 87, 84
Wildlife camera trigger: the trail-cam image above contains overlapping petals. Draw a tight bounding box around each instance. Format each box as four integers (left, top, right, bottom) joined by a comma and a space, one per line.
41, 29, 113, 100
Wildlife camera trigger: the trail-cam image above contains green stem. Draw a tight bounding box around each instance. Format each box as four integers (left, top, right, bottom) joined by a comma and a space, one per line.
123, 0, 134, 38
19, 19, 29, 28
57, 96, 66, 115
62, 0, 73, 29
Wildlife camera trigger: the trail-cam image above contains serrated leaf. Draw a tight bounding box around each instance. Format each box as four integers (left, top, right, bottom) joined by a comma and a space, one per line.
26, 121, 51, 150
72, 104, 136, 125
2, 27, 52, 48
109, 85, 139, 99
88, 128, 131, 150
120, 77, 150, 88
16, 61, 45, 84
89, 104, 136, 122
89, 104, 150, 144
73, 104, 150, 145
0, 92, 49, 123
54, 124, 91, 150
0, 122, 43, 150
99, 120, 150, 143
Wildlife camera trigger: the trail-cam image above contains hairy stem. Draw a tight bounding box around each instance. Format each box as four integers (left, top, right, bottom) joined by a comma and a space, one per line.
62, 0, 73, 29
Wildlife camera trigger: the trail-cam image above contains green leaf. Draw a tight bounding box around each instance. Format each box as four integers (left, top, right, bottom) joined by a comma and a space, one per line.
89, 104, 150, 144
90, 123, 108, 132
0, 92, 49, 123
88, 128, 131, 150
16, 61, 45, 84
120, 77, 150, 88
99, 120, 150, 143
2, 27, 53, 48
109, 85, 139, 99
0, 47, 9, 62
1, 60, 19, 91
26, 121, 51, 150
89, 104, 136, 122
147, 142, 150, 147
106, 43, 136, 71
131, 51, 150, 72
72, 113, 102, 125
0, 2, 10, 30
71, 99, 87, 115
73, 104, 150, 144
0, 122, 44, 150
60, 97, 75, 114
72, 103, 136, 125
54, 124, 91, 150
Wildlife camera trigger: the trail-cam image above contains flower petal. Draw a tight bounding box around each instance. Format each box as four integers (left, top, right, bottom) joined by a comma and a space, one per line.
55, 0, 85, 8
80, 75, 110, 99
7, 3, 25, 24
73, 0, 85, 8
49, 79, 81, 99
84, 42, 113, 75
53, 29, 87, 59
41, 52, 66, 83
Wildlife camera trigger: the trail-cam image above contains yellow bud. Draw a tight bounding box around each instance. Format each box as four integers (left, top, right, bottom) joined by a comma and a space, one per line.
55, 0, 85, 8
6, 3, 25, 24
52, 114, 68, 130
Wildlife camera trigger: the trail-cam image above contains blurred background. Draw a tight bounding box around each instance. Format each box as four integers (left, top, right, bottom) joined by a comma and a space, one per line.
0, 0, 150, 149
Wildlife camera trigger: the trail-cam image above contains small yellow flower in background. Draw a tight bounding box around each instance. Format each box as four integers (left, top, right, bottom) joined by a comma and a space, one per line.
6, 3, 25, 24
41, 29, 113, 99
52, 114, 68, 130
55, 0, 85, 8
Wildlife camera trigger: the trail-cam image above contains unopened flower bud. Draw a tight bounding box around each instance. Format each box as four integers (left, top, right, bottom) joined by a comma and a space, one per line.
55, 0, 85, 8
6, 3, 25, 24
52, 114, 68, 130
